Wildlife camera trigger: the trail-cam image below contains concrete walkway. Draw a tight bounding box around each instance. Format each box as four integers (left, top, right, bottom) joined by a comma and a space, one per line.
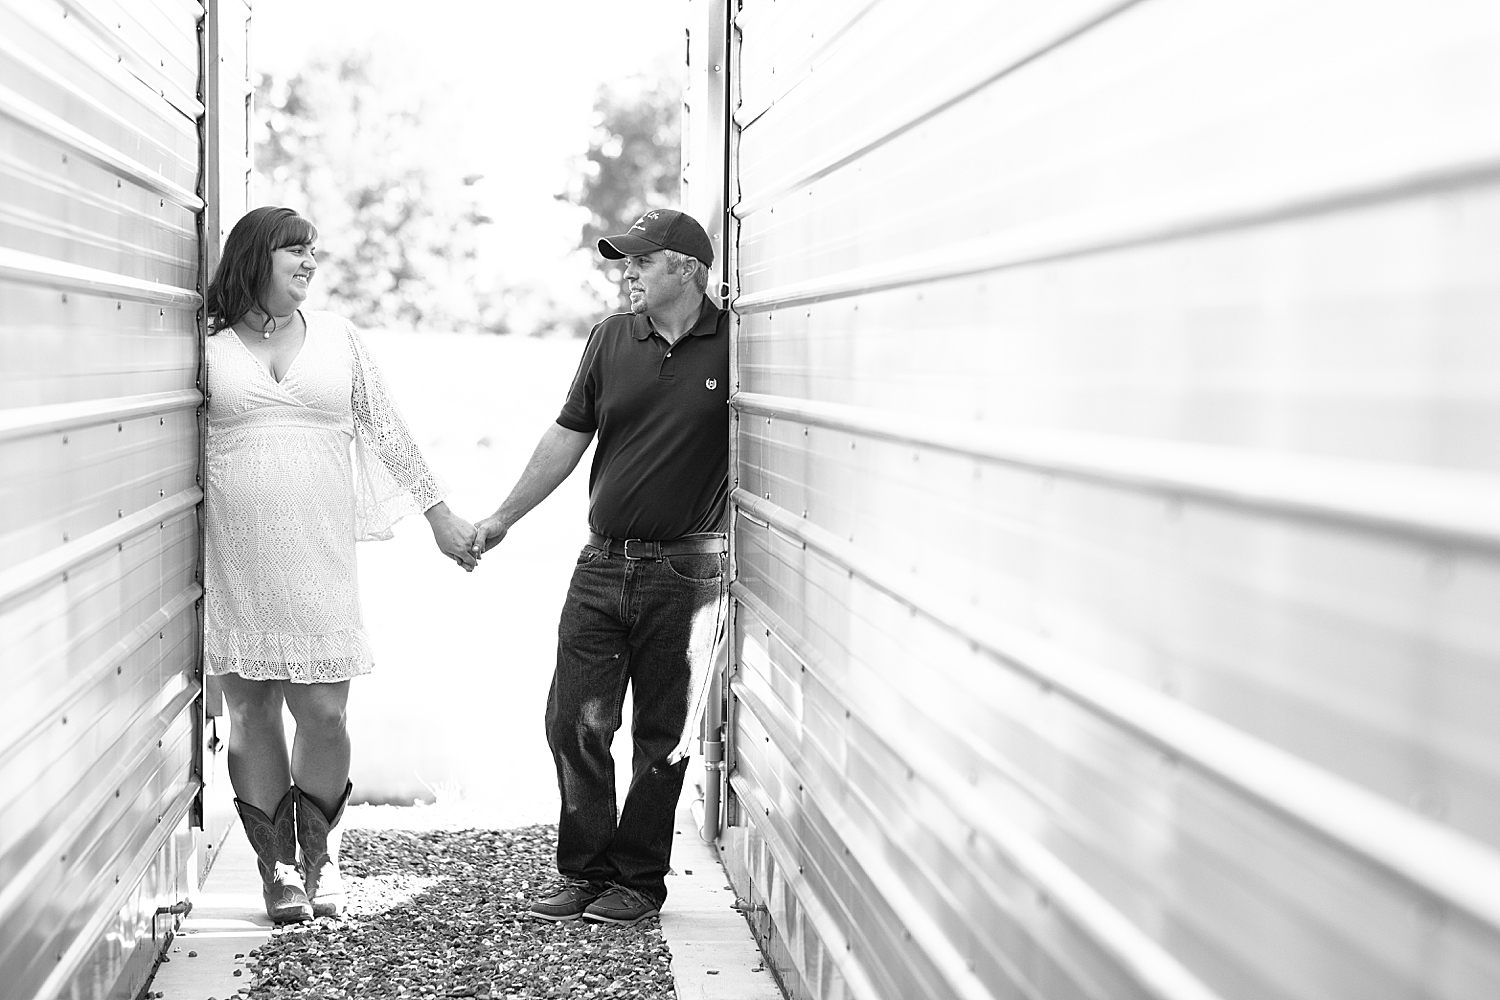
147, 801, 781, 1000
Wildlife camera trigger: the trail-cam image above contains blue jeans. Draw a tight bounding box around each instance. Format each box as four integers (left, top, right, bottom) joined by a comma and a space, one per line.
546, 540, 727, 905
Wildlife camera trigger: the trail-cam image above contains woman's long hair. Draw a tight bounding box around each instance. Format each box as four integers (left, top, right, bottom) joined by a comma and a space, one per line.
204, 206, 318, 334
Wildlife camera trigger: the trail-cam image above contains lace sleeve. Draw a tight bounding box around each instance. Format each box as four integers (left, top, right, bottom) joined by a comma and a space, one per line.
346, 321, 447, 541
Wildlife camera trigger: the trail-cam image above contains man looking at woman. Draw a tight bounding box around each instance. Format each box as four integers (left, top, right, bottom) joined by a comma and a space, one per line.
472, 209, 729, 926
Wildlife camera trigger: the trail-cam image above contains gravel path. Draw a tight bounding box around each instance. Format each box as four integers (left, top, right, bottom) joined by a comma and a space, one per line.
232, 824, 675, 1000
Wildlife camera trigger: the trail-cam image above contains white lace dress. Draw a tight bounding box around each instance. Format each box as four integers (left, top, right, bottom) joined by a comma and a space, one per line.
203, 311, 445, 682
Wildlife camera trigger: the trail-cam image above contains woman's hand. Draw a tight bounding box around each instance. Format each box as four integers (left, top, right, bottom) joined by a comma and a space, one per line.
425, 502, 479, 571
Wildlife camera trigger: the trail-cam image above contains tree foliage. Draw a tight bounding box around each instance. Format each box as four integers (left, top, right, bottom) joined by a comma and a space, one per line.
255, 54, 498, 331
557, 77, 682, 313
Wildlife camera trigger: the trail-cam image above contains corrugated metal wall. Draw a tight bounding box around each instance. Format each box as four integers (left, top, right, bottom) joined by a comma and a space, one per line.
718, 2, 1500, 999
0, 2, 229, 998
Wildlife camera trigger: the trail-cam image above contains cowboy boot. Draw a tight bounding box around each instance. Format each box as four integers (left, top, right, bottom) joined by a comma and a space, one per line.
235, 790, 312, 924
295, 781, 352, 918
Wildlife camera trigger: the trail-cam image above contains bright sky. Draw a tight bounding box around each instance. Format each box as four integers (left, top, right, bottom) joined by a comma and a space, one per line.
250, 0, 684, 290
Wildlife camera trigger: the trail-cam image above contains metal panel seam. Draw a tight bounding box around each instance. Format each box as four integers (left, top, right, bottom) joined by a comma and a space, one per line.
732, 392, 1500, 551
731, 488, 1500, 935
27, 779, 198, 1000
0, 246, 202, 304
731, 0, 1141, 217
0, 390, 202, 442
51, 0, 204, 120
0, 683, 199, 927
727, 770, 885, 1000
0, 583, 202, 769
733, 583, 1226, 1000
0, 23, 201, 145
0, 488, 202, 609
729, 0, 885, 133
0, 82, 203, 209
731, 157, 1500, 313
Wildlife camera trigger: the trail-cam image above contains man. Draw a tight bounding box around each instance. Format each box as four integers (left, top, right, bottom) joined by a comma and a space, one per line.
471, 208, 728, 925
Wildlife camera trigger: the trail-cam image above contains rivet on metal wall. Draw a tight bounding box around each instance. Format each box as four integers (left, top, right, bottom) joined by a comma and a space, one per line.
62, 435, 68, 444
117, 510, 123, 518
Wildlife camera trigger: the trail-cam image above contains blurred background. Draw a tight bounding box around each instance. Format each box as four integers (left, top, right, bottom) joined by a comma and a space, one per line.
247, 0, 691, 819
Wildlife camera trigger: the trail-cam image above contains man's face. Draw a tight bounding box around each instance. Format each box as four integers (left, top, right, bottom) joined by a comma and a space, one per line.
623, 251, 683, 316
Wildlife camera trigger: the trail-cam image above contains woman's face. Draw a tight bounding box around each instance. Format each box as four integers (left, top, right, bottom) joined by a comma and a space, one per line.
260, 242, 317, 314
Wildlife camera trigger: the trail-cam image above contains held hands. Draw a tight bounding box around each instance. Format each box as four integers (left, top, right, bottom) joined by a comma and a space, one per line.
426, 503, 479, 572
470, 514, 508, 558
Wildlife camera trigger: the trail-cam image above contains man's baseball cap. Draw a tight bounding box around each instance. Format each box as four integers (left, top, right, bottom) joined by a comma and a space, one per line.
598, 209, 714, 266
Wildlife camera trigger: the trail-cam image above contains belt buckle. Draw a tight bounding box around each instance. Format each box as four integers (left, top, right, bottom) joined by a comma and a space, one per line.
622, 538, 660, 560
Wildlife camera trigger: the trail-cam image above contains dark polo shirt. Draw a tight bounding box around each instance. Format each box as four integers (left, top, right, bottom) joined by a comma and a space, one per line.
557, 298, 729, 541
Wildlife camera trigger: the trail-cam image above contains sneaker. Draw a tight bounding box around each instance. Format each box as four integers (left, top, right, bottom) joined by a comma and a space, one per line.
529, 877, 606, 922
582, 884, 661, 925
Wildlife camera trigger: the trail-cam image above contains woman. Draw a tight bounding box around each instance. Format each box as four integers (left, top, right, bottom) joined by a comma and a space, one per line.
203, 206, 477, 923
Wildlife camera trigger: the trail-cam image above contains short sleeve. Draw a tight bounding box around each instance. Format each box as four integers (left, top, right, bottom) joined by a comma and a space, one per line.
556, 320, 605, 433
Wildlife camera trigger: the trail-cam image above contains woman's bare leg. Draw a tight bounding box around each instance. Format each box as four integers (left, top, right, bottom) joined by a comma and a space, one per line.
217, 673, 291, 814
283, 680, 352, 814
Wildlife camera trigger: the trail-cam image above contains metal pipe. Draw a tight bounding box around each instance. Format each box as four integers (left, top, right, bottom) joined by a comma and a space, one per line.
699, 655, 725, 841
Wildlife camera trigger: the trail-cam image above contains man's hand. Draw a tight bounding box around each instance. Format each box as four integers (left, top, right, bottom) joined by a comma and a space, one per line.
471, 514, 508, 556
426, 503, 479, 571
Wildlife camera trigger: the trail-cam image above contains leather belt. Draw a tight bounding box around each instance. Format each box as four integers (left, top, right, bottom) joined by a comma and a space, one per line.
587, 531, 727, 560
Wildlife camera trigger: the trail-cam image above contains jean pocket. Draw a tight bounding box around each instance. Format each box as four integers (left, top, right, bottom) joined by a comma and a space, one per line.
663, 552, 725, 583
577, 545, 605, 565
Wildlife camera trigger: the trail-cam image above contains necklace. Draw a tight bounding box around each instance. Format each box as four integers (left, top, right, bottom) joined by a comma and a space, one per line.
257, 311, 296, 340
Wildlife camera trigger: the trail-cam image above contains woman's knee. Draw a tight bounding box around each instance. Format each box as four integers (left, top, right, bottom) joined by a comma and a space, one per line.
220, 677, 284, 730
285, 683, 350, 735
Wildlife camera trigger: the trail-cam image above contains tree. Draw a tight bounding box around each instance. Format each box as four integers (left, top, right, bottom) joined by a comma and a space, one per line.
255, 54, 499, 331
557, 77, 682, 313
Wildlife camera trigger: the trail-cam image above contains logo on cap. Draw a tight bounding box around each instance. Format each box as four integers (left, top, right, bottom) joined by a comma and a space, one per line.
630, 211, 661, 233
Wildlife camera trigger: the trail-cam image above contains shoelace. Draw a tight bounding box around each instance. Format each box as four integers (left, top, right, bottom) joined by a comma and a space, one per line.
602, 883, 654, 909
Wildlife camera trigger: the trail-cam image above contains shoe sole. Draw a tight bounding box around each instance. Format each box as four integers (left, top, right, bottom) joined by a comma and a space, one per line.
528, 909, 586, 922
581, 909, 660, 926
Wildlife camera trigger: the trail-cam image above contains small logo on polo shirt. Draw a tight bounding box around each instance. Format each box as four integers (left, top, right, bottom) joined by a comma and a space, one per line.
705, 378, 718, 390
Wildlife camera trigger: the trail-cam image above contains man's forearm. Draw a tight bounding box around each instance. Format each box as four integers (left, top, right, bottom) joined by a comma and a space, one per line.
489, 422, 593, 531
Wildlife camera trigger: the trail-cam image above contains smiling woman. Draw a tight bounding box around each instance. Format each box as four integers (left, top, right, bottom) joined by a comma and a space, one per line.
200, 206, 483, 924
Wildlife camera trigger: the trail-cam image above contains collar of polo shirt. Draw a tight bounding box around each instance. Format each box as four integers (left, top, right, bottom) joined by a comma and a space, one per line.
632, 298, 722, 342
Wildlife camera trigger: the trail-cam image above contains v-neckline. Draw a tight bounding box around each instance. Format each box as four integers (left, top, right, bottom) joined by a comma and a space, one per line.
229, 310, 308, 385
